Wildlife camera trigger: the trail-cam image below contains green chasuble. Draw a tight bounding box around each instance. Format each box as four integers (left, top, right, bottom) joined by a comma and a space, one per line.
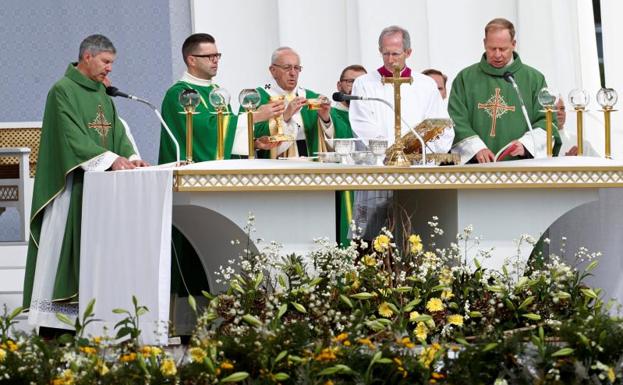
330, 105, 355, 247
254, 87, 325, 158
23, 64, 136, 308
158, 81, 238, 163
449, 52, 561, 160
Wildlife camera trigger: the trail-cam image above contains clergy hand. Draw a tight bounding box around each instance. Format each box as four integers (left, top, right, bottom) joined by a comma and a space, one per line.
474, 148, 495, 163
317, 102, 332, 123
565, 146, 579, 156
255, 136, 280, 150
111, 156, 136, 171
131, 159, 150, 167
283, 97, 306, 122
253, 101, 286, 123
508, 140, 525, 157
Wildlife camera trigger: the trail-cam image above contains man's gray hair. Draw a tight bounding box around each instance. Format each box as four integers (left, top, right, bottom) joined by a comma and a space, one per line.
378, 25, 411, 51
79, 34, 116, 61
271, 46, 298, 64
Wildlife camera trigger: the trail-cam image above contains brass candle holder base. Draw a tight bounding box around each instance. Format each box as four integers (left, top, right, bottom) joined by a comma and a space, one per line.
268, 134, 295, 143
385, 148, 411, 167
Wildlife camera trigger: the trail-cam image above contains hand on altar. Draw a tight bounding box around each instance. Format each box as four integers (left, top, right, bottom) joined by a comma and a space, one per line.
283, 96, 306, 122
474, 148, 495, 163
131, 159, 150, 167
507, 140, 525, 157
111, 156, 136, 171
565, 146, 579, 156
255, 136, 281, 150
254, 100, 285, 123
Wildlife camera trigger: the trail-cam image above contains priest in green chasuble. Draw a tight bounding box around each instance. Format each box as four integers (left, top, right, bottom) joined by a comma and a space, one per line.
331, 65, 367, 247
449, 18, 561, 164
23, 35, 148, 330
254, 47, 335, 159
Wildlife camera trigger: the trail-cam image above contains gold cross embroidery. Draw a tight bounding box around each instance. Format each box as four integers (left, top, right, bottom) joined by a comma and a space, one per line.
477, 88, 516, 137
88, 105, 112, 146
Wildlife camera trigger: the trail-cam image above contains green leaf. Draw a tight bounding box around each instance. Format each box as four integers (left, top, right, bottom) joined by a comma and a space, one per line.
202, 290, 215, 300
551, 347, 574, 357
318, 366, 340, 376
274, 350, 288, 363
230, 281, 245, 295
376, 358, 393, 364
469, 311, 483, 318
521, 313, 541, 321
482, 342, 498, 352
273, 373, 290, 381
555, 291, 571, 299
291, 302, 307, 313
132, 295, 138, 307
219, 372, 250, 383
55, 313, 74, 327
254, 272, 264, 289
112, 308, 128, 314
364, 320, 385, 332
136, 308, 148, 316
504, 299, 516, 311
403, 298, 421, 312
488, 285, 505, 293
580, 288, 597, 299
395, 286, 412, 293
309, 277, 323, 287
8, 306, 23, 320
278, 275, 287, 288
518, 296, 535, 310
515, 276, 530, 289
350, 292, 376, 300
387, 303, 400, 314
455, 338, 470, 346
83, 299, 95, 319
412, 314, 433, 322
340, 294, 353, 308
115, 327, 133, 340
585, 260, 599, 272
288, 355, 304, 363
188, 295, 197, 313
277, 303, 288, 319
242, 314, 263, 327
371, 351, 382, 364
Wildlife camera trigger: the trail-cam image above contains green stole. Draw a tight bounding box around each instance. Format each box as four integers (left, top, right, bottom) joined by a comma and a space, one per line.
23, 64, 136, 307
449, 52, 561, 158
330, 105, 355, 247
254, 87, 324, 158
158, 81, 238, 163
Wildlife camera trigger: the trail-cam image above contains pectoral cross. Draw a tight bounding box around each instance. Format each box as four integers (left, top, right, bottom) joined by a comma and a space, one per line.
88, 105, 112, 146
477, 88, 516, 137
382, 66, 412, 166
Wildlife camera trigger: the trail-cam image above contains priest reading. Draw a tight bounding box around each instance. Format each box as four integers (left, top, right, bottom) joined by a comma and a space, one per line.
449, 18, 562, 164
23, 35, 148, 332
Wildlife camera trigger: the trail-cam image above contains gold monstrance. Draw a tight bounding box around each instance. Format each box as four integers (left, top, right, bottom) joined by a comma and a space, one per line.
179, 89, 201, 163
382, 66, 412, 166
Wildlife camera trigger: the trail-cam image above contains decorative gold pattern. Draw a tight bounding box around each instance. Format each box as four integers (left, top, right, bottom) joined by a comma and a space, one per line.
0, 185, 19, 201
478, 88, 516, 137
174, 165, 623, 192
0, 126, 41, 177
88, 105, 112, 146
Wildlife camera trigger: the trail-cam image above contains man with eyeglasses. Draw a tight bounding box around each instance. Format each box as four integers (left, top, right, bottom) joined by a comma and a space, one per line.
254, 47, 335, 158
349, 25, 453, 152
159, 33, 283, 164
348, 25, 453, 241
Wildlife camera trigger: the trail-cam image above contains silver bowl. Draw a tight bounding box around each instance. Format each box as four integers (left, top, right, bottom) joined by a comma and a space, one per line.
316, 152, 340, 163
350, 151, 374, 165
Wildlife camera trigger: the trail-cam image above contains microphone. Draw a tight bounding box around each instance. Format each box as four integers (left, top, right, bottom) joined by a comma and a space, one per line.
333, 93, 432, 163
107, 86, 181, 164
502, 71, 540, 157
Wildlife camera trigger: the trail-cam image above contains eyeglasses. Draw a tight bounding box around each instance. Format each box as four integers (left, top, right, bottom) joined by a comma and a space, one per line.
381, 51, 404, 58
272, 64, 303, 72
191, 53, 222, 61
340, 79, 356, 84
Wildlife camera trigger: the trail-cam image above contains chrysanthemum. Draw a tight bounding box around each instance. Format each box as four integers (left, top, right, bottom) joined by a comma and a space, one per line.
415, 321, 429, 341
363, 254, 377, 266
189, 347, 207, 362
378, 302, 394, 318
409, 311, 421, 322
373, 234, 391, 252
447, 314, 464, 326
426, 297, 445, 312
160, 358, 177, 376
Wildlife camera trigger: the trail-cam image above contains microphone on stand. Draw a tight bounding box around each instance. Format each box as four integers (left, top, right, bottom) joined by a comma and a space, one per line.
332, 92, 432, 163
502, 72, 540, 157
107, 86, 181, 164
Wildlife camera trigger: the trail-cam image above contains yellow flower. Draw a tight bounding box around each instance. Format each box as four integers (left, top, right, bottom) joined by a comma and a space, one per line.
400, 337, 415, 349
441, 289, 454, 300
160, 358, 177, 376
140, 345, 162, 356
92, 336, 103, 345
426, 298, 445, 312
120, 352, 137, 362
393, 357, 403, 366
447, 314, 464, 326
363, 254, 377, 266
80, 346, 97, 355
439, 267, 454, 285
220, 361, 234, 370
4, 340, 18, 352
378, 302, 394, 318
314, 347, 338, 362
52, 369, 75, 385
97, 360, 109, 376
357, 338, 376, 349
324, 381, 335, 385
409, 311, 421, 322
415, 322, 429, 341
373, 234, 390, 252
420, 342, 441, 368
0, 348, 6, 362
189, 347, 207, 362
409, 234, 423, 254
608, 367, 616, 383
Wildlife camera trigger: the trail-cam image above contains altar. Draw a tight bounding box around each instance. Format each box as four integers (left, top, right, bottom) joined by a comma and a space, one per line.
79, 157, 623, 344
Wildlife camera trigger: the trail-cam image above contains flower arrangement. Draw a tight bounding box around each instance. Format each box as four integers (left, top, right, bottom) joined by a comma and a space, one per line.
1, 218, 622, 384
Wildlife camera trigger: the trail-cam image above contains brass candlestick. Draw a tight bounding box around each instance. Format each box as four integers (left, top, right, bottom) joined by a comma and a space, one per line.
239, 89, 262, 159
178, 89, 201, 164
208, 87, 232, 161
544, 106, 554, 157
382, 66, 412, 167
597, 87, 618, 159
569, 88, 590, 156
575, 107, 585, 155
